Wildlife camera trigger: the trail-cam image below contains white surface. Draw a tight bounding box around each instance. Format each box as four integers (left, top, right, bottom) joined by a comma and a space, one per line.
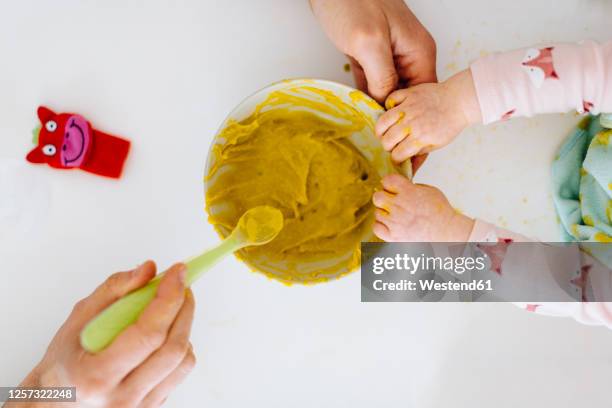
1, 0, 611, 407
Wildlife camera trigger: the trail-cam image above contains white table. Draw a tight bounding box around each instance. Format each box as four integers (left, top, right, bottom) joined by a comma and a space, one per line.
1, 1, 611, 406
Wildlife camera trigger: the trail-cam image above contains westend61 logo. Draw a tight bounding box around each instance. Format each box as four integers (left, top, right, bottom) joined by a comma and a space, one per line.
361, 242, 612, 302
370, 252, 492, 294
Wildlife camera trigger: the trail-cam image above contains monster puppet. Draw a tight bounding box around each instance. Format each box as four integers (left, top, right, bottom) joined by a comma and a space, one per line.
26, 106, 130, 179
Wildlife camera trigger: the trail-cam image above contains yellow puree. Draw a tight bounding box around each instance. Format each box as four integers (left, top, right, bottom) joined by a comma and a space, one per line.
206, 86, 380, 284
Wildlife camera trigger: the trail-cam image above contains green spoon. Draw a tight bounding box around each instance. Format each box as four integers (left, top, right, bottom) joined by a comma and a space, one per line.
80, 206, 284, 353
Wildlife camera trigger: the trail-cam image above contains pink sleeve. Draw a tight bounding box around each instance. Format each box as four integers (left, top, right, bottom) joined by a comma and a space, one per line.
468, 219, 612, 330
470, 40, 612, 124
468, 219, 531, 242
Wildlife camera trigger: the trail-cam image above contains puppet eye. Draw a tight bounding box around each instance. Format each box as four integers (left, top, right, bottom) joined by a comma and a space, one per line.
45, 120, 58, 132
42, 144, 57, 156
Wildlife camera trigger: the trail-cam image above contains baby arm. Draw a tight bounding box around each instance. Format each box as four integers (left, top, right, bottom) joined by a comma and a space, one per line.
376, 40, 612, 161
372, 175, 612, 330
473, 40, 612, 123
469, 219, 612, 330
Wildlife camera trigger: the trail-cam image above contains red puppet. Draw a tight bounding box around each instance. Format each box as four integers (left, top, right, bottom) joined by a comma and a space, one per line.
26, 106, 130, 179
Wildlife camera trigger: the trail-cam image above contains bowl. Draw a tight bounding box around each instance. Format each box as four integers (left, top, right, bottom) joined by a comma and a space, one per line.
204, 78, 410, 283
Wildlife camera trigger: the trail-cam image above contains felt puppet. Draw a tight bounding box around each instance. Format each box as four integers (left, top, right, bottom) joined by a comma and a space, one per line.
26, 106, 130, 179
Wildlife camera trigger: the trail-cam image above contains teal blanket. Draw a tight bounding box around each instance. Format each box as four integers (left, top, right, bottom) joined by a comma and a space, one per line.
552, 114, 612, 266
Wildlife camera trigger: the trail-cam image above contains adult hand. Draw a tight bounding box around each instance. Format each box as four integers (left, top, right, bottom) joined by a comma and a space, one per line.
311, 0, 437, 103
7, 261, 196, 408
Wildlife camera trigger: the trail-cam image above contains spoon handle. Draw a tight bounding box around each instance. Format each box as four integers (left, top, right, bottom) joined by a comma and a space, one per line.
80, 236, 242, 353
185, 235, 242, 285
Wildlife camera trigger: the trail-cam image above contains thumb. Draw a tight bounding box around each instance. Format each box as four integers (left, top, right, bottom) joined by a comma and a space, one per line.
403, 57, 438, 86
69, 261, 157, 329
352, 40, 398, 103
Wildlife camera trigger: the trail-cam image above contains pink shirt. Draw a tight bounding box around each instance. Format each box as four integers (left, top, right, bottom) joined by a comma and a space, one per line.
468, 220, 612, 329
468, 40, 612, 328
471, 40, 612, 124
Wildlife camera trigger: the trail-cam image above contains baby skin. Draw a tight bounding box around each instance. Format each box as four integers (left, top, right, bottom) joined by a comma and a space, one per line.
372, 174, 474, 242
372, 69, 481, 242
370, 39, 612, 329
372, 40, 612, 243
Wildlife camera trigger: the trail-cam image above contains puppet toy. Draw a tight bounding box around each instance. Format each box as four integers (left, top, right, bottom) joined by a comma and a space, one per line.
26, 106, 130, 179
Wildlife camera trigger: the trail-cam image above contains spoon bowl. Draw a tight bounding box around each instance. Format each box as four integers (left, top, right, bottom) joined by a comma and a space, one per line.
234, 205, 284, 246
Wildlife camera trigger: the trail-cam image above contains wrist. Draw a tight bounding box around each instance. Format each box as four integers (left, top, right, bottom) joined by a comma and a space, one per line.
444, 213, 475, 242
2, 370, 42, 408
20, 360, 61, 389
19, 368, 42, 388
446, 70, 482, 127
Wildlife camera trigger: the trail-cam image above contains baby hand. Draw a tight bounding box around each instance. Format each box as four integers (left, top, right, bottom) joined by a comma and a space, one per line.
375, 70, 481, 163
372, 174, 475, 242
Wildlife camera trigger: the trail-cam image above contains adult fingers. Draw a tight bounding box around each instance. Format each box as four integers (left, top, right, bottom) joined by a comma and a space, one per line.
352, 35, 398, 103
87, 263, 187, 381
140, 346, 197, 408
394, 26, 438, 86
398, 52, 438, 86
118, 289, 196, 402
348, 56, 367, 92
412, 32, 438, 85
69, 261, 157, 330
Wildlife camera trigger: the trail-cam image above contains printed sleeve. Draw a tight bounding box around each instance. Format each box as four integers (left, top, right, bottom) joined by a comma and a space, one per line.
468, 219, 612, 329
470, 40, 612, 124
467, 219, 531, 243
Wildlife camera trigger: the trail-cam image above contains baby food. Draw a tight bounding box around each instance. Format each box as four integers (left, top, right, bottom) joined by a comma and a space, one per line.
206, 86, 380, 284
